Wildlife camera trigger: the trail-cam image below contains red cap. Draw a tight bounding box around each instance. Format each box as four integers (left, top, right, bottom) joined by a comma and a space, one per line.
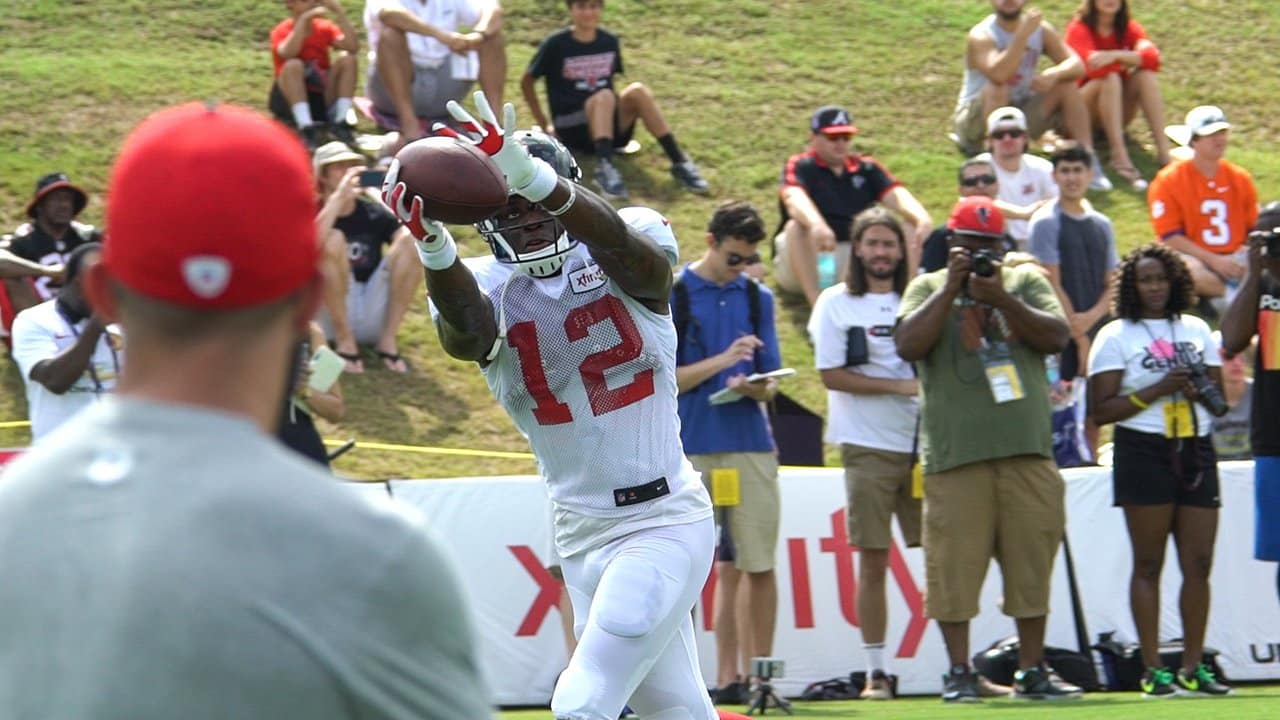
946, 196, 1005, 239
104, 102, 318, 309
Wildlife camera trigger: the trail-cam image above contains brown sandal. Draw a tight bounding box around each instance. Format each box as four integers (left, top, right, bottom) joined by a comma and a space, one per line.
1111, 164, 1148, 191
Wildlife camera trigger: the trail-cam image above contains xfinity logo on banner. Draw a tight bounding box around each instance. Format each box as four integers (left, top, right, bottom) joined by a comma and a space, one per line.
507, 506, 927, 658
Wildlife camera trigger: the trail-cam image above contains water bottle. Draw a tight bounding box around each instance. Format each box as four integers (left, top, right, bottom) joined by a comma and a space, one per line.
816, 251, 837, 290
1045, 354, 1060, 385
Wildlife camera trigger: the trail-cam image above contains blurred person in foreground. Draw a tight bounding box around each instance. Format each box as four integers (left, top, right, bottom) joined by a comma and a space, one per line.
895, 196, 1078, 703
1221, 202, 1280, 608
1086, 243, 1231, 697
0, 102, 493, 719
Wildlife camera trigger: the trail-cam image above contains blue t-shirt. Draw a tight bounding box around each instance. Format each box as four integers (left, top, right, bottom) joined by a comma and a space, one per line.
674, 266, 781, 454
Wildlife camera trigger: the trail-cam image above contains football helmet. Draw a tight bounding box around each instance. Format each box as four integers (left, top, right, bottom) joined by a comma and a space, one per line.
476, 130, 582, 278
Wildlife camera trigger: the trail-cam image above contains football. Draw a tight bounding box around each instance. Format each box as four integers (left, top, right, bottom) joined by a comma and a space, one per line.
389, 136, 508, 224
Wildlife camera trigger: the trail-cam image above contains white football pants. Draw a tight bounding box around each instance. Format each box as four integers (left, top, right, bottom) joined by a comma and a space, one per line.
551, 516, 716, 720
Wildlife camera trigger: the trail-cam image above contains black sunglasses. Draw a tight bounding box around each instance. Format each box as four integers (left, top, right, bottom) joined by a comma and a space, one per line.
727, 251, 761, 266
990, 129, 1026, 140
961, 174, 998, 187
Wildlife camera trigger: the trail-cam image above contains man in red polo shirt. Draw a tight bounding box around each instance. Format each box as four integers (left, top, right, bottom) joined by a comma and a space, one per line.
774, 105, 933, 307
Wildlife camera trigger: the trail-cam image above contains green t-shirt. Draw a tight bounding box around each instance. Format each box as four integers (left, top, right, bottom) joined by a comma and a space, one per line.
898, 265, 1066, 474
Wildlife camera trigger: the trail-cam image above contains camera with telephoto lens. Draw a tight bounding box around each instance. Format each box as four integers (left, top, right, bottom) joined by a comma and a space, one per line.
1249, 227, 1280, 257
1188, 361, 1228, 417
970, 248, 1000, 278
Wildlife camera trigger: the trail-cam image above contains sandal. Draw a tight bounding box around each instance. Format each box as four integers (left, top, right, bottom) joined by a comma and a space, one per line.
335, 349, 364, 374
1111, 164, 1148, 191
376, 350, 409, 374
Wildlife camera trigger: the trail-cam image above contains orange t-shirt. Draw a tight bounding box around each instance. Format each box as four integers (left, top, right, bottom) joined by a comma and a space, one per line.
269, 17, 343, 76
1148, 158, 1258, 254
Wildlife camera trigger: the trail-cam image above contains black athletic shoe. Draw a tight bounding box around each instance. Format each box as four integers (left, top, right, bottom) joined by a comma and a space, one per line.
670, 160, 709, 194
1012, 665, 1083, 700
1175, 663, 1233, 696
329, 122, 359, 151
941, 668, 981, 703
299, 124, 325, 153
1140, 666, 1178, 698
593, 158, 628, 200
711, 680, 749, 705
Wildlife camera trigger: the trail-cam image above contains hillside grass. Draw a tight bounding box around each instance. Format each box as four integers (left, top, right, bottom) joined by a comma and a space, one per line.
2, 0, 1278, 478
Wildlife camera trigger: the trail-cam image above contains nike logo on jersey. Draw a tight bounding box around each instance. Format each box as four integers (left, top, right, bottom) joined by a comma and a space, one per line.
568, 262, 608, 294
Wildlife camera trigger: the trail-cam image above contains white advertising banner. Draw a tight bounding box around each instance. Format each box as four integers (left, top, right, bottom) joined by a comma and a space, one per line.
388, 463, 1277, 704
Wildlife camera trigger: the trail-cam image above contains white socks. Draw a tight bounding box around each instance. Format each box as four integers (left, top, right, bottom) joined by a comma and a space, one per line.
291, 102, 314, 128
865, 643, 885, 675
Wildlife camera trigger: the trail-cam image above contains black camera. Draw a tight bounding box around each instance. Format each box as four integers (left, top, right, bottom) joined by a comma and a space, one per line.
970, 249, 1000, 278
845, 326, 869, 367
1188, 362, 1228, 417
1249, 227, 1280, 257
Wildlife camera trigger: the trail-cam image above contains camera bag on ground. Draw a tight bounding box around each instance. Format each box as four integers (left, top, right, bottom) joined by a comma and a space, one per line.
797, 672, 899, 701
1092, 632, 1227, 691
972, 635, 1102, 691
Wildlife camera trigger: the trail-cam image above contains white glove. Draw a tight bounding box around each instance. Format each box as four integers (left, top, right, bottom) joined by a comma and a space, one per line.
381, 167, 457, 270
434, 91, 558, 203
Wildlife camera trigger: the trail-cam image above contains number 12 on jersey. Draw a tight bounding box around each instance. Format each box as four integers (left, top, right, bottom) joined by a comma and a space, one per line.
506, 295, 655, 425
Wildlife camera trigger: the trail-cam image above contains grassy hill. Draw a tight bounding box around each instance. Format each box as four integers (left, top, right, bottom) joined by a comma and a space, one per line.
3, 0, 1278, 479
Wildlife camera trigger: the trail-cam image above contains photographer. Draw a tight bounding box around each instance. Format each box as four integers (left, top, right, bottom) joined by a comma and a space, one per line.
312, 142, 418, 373
895, 197, 1077, 702
1221, 202, 1280, 609
1086, 243, 1231, 697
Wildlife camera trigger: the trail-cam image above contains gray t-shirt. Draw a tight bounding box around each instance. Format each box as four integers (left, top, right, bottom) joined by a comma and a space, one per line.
1028, 202, 1119, 316
0, 398, 495, 720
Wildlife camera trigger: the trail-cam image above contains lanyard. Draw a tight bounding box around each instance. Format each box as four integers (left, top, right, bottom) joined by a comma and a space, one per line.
64, 317, 120, 396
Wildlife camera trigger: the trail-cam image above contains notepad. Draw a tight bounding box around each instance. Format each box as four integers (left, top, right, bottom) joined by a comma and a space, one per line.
708, 368, 796, 405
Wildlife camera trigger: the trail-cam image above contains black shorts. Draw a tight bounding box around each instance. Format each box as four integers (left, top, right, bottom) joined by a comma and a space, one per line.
268, 62, 327, 128
1112, 426, 1220, 508
555, 112, 635, 154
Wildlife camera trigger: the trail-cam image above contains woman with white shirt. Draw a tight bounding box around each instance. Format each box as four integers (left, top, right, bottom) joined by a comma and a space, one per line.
1087, 243, 1231, 698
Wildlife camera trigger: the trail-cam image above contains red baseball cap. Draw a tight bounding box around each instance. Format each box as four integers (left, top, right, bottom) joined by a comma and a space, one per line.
947, 196, 1005, 239
104, 102, 318, 309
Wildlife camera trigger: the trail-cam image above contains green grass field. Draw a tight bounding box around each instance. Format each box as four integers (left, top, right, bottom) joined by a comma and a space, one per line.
2, 1, 1279, 480
492, 686, 1280, 719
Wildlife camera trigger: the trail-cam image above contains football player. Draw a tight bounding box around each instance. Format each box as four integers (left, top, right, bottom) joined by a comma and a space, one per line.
383, 91, 720, 720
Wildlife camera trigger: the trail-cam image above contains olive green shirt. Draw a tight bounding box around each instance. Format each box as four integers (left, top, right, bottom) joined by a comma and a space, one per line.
898, 265, 1065, 474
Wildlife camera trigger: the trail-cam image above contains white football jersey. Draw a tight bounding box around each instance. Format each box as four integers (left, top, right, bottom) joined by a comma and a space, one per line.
432, 238, 711, 556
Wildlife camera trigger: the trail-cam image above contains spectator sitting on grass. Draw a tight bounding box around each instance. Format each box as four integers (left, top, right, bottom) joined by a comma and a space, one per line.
268, 0, 361, 151
313, 142, 419, 373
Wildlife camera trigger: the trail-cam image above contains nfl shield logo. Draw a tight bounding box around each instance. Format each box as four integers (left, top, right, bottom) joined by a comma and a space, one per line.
182, 256, 232, 298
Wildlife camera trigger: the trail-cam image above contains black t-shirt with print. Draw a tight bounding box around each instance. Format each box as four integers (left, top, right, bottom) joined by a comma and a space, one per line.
1252, 273, 1280, 456
527, 27, 623, 127
8, 221, 101, 264
335, 198, 401, 284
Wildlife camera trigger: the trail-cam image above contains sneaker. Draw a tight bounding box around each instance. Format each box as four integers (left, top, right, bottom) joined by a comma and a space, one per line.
670, 160, 709, 194
1012, 665, 1084, 700
593, 159, 628, 200
975, 673, 1013, 698
329, 122, 360, 151
941, 667, 981, 703
710, 680, 749, 705
299, 124, 325, 153
1088, 156, 1114, 192
860, 669, 893, 700
1140, 666, 1178, 698
1175, 663, 1233, 696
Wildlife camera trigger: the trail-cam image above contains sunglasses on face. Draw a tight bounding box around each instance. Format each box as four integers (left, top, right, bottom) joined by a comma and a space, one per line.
990, 130, 1025, 140
822, 133, 854, 143
726, 251, 762, 266
961, 174, 997, 187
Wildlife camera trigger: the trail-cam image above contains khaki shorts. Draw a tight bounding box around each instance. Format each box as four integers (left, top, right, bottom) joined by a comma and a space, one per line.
841, 444, 922, 550
951, 93, 1055, 152
318, 257, 391, 346
773, 225, 852, 295
922, 455, 1065, 622
689, 452, 780, 573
